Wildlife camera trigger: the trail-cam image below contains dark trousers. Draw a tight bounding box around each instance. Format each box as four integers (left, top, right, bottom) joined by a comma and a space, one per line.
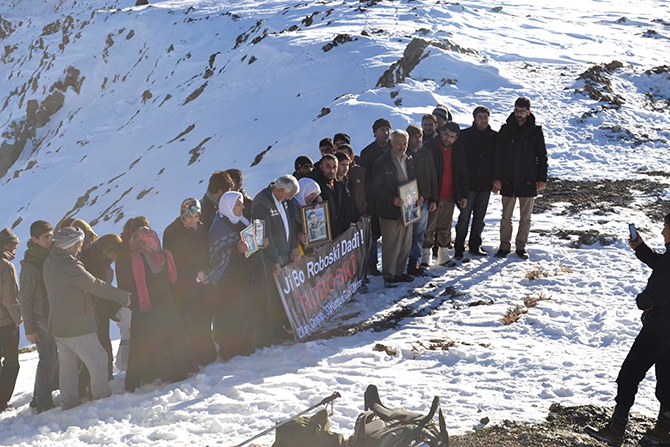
614, 329, 670, 419
455, 190, 490, 252
0, 324, 20, 408
33, 319, 59, 410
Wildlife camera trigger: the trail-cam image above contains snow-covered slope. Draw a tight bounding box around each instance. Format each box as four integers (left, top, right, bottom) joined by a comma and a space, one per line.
1, 0, 670, 445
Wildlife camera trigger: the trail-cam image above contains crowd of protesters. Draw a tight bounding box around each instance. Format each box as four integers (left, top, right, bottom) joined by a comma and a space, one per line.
0, 97, 549, 414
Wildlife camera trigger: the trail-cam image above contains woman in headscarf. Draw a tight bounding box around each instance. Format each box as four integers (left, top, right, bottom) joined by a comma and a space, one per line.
115, 224, 198, 392
162, 198, 216, 366
287, 177, 322, 255
206, 191, 267, 359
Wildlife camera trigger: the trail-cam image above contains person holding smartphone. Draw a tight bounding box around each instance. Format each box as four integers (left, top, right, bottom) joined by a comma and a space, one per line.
586, 213, 670, 446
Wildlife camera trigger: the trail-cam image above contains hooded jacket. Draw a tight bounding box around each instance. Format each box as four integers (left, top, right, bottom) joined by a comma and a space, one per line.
493, 112, 548, 198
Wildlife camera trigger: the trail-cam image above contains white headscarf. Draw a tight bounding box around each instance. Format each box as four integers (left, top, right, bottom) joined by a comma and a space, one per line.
294, 177, 321, 207
218, 191, 250, 226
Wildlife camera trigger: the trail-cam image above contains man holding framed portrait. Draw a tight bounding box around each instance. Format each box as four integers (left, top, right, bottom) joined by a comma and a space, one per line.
371, 130, 423, 288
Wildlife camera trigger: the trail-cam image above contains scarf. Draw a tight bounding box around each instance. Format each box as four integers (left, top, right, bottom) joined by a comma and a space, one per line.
218, 191, 250, 226
294, 177, 321, 207
206, 219, 243, 285
129, 227, 178, 312
26, 239, 51, 261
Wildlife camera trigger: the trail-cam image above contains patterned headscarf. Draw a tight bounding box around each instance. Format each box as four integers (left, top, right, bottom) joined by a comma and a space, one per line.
129, 226, 177, 312
218, 191, 249, 226
180, 198, 201, 218
129, 227, 166, 274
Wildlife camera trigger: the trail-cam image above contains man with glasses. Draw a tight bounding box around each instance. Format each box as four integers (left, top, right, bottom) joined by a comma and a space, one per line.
492, 97, 548, 259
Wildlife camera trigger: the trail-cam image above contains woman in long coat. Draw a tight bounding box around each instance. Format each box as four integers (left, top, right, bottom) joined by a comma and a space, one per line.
116, 225, 198, 392
163, 198, 216, 366
207, 191, 267, 359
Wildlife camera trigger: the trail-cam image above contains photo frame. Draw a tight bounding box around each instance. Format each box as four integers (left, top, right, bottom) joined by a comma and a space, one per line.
240, 223, 259, 258
398, 179, 421, 226
301, 202, 332, 247
254, 219, 265, 248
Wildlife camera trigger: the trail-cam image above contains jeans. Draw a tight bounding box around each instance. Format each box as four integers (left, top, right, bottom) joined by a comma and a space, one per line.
33, 319, 58, 410
614, 329, 670, 419
455, 190, 491, 252
0, 324, 19, 408
408, 201, 430, 266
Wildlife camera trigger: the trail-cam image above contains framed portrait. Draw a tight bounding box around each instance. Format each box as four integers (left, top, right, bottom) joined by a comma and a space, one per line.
398, 179, 421, 226
254, 219, 265, 248
301, 202, 331, 247
240, 223, 259, 258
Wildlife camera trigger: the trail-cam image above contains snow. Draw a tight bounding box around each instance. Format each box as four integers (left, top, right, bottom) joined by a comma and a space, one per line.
1, 0, 670, 445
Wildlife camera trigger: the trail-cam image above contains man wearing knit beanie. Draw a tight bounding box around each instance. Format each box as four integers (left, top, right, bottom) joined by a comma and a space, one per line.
44, 227, 131, 410
359, 118, 393, 276
0, 227, 21, 412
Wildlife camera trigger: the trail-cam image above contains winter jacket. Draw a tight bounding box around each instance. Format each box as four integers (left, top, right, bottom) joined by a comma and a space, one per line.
348, 163, 368, 217
359, 140, 391, 178
18, 253, 49, 334
458, 124, 497, 192
252, 185, 297, 266
409, 145, 438, 205
310, 169, 343, 237
43, 247, 129, 338
423, 137, 469, 202
0, 250, 21, 328
634, 242, 670, 334
79, 245, 123, 321
371, 151, 417, 221
493, 113, 548, 198
200, 191, 219, 233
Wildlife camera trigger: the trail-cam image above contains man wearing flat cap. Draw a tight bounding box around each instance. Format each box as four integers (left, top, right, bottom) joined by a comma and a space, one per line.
43, 227, 131, 410
0, 227, 21, 413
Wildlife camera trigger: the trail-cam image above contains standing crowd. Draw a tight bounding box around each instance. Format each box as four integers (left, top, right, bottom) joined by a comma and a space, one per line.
0, 97, 549, 414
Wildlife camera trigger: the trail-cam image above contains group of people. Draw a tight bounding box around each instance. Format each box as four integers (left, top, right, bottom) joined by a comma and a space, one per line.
0, 96, 550, 413
3, 95, 667, 445
0, 168, 314, 413
292, 97, 548, 288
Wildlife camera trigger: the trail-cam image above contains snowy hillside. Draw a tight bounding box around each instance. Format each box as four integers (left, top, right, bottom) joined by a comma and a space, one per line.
1, 0, 670, 445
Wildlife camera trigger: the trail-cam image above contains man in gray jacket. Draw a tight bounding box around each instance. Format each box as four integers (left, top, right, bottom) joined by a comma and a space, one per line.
43, 227, 130, 410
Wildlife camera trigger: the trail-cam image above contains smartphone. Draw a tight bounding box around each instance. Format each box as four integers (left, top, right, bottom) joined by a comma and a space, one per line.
629, 223, 638, 241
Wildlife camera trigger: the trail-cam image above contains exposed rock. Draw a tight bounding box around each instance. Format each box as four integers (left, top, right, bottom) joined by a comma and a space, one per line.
250, 144, 273, 167
574, 61, 625, 107
376, 37, 477, 88
322, 34, 355, 52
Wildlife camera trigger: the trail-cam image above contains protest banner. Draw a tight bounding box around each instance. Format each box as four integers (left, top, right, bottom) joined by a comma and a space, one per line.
274, 219, 370, 342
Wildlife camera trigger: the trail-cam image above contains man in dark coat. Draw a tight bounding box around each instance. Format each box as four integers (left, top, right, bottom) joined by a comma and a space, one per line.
252, 175, 300, 343
359, 118, 392, 276
18, 220, 58, 413
586, 214, 670, 446
405, 125, 437, 276
492, 97, 548, 259
454, 106, 497, 259
200, 171, 234, 232
422, 122, 469, 266
371, 130, 421, 287
421, 114, 438, 143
